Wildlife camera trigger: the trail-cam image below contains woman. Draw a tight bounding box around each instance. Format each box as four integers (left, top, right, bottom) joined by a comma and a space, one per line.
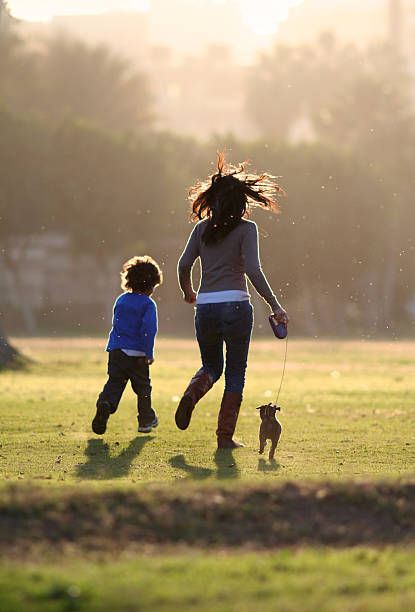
176, 151, 288, 449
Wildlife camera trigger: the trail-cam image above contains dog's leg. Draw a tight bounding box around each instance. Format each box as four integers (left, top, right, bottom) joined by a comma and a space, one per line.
259, 430, 267, 454
269, 441, 277, 460
276, 421, 282, 445
269, 422, 282, 460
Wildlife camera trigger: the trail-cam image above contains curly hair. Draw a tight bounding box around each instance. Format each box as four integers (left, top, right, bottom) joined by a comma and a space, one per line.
120, 255, 163, 294
189, 149, 286, 245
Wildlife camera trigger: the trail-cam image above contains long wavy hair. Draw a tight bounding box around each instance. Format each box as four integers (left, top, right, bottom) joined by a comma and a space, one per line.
189, 150, 285, 245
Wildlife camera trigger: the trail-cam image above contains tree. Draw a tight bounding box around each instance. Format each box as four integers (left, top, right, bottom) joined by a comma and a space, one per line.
0, 11, 153, 132
245, 33, 360, 140
314, 43, 413, 161
314, 43, 415, 327
213, 138, 393, 336
0, 322, 25, 369
0, 2, 38, 111
43, 117, 175, 323
0, 106, 52, 332
33, 35, 153, 132
245, 35, 415, 332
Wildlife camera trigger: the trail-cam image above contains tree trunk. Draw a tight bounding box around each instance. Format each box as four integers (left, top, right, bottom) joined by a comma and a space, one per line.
0, 323, 21, 369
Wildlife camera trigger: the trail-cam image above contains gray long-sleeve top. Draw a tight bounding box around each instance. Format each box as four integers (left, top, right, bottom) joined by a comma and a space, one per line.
178, 219, 281, 312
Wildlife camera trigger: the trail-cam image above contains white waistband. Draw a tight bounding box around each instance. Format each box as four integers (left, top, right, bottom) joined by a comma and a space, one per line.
121, 349, 146, 357
196, 290, 250, 304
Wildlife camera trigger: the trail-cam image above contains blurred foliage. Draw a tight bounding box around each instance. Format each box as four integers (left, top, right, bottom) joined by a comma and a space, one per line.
0, 10, 152, 131
0, 18, 414, 336
246, 32, 415, 153
31, 35, 153, 131
244, 33, 415, 335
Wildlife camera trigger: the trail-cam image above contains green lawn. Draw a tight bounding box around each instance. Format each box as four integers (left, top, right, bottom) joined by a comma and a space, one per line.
1, 338, 414, 484
2, 549, 415, 612
1, 337, 415, 611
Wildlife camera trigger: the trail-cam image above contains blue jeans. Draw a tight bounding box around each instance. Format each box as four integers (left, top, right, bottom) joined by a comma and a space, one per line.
195, 301, 253, 395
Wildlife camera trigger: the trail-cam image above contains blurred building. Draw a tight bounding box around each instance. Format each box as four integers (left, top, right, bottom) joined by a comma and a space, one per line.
17, 2, 258, 137
15, 0, 415, 135
0, 234, 120, 333
148, 42, 254, 135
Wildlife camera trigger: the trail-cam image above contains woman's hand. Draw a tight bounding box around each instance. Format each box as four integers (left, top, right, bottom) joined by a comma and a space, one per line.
145, 357, 154, 365
273, 307, 289, 325
184, 291, 197, 304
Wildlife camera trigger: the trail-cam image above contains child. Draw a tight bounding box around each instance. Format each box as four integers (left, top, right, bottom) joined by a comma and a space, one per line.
92, 255, 163, 435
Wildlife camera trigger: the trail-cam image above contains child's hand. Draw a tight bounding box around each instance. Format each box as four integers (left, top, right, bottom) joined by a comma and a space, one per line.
145, 357, 154, 365
184, 291, 197, 304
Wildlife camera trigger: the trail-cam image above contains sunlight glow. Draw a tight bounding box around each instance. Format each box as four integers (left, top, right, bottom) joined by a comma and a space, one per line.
8, 0, 303, 32
241, 0, 304, 36
8, 1, 150, 23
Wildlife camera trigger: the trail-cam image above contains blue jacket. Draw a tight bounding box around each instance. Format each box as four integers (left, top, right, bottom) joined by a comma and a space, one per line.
106, 292, 158, 359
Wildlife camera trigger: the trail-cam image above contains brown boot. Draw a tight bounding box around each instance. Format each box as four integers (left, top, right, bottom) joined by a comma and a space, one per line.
175, 368, 214, 430
216, 391, 244, 449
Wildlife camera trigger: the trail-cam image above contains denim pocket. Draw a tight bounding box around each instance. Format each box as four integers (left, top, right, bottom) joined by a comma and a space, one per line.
223, 302, 253, 343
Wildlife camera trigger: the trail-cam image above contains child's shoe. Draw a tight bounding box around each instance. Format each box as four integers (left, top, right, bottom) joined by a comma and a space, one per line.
92, 399, 112, 434
137, 416, 159, 434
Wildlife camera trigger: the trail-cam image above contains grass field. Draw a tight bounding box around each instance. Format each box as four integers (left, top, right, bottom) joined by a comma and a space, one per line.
1, 337, 415, 610
2, 549, 415, 612
2, 337, 415, 483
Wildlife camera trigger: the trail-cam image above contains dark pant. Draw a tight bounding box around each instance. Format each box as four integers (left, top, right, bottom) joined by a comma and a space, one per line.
98, 349, 156, 426
195, 301, 253, 395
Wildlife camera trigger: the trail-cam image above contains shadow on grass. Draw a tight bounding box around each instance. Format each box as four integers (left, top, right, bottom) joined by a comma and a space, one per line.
168, 449, 240, 480
76, 436, 153, 480
257, 457, 280, 472
169, 454, 214, 479
214, 449, 240, 480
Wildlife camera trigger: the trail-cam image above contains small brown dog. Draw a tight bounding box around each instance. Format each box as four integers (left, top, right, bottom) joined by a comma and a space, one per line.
257, 403, 282, 460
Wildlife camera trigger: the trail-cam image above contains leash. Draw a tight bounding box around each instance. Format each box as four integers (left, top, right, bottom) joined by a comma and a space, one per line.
275, 335, 288, 407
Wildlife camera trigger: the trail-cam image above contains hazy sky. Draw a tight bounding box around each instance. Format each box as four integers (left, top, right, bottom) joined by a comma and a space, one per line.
8, 0, 304, 35
8, 1, 149, 21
